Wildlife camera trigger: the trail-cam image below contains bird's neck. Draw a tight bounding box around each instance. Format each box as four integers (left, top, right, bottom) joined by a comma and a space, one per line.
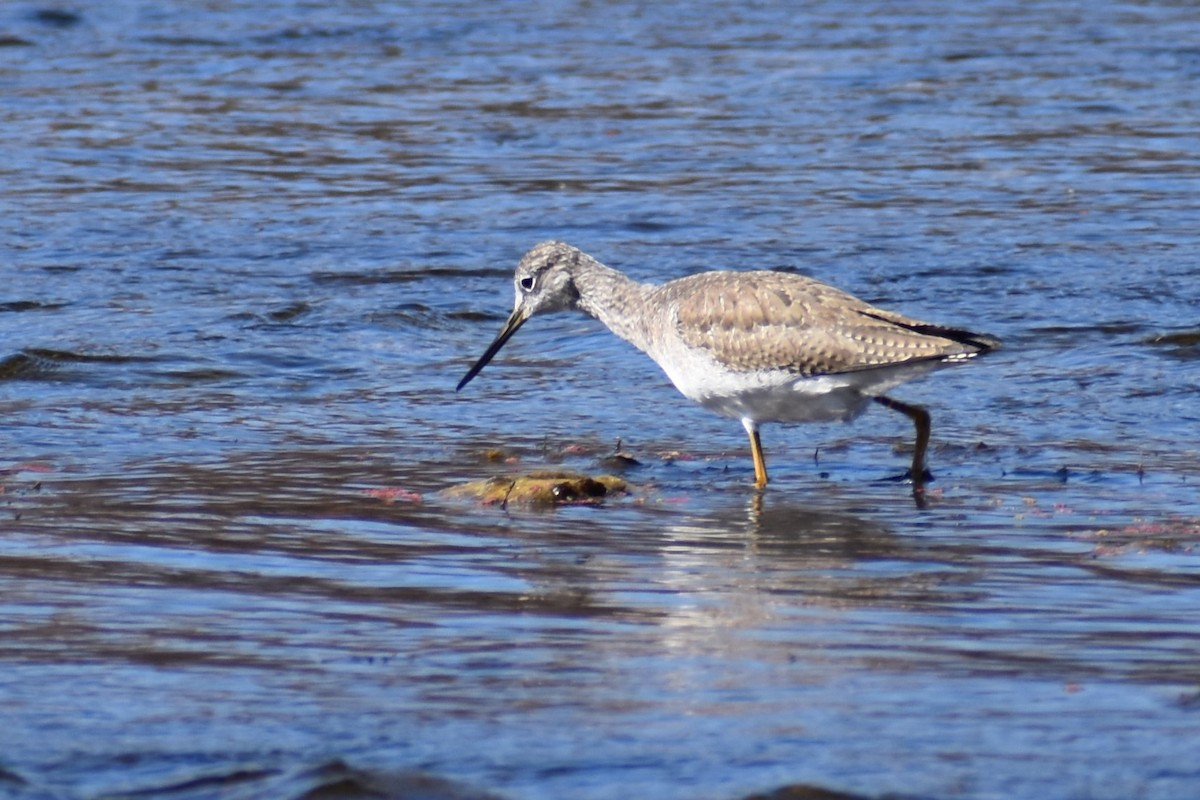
571, 257, 657, 353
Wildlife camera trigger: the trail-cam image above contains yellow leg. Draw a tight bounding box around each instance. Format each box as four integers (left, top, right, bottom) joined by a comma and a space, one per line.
743, 420, 768, 489
873, 395, 931, 488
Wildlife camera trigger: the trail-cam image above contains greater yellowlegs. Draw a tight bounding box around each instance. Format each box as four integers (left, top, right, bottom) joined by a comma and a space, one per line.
457, 241, 999, 493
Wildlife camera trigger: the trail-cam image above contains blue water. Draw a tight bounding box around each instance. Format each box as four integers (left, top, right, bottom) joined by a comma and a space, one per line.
3, 2, 1200, 798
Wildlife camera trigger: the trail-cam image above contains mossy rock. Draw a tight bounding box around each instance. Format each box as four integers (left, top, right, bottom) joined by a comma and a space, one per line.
446, 471, 627, 508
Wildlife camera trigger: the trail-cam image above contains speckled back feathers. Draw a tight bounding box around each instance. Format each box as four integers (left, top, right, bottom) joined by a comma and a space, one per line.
662, 270, 996, 375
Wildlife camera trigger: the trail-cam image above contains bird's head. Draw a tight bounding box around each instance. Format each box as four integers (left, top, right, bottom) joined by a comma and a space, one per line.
456, 241, 584, 391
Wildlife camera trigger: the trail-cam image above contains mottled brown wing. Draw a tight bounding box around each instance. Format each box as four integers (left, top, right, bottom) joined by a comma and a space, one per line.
667, 270, 985, 375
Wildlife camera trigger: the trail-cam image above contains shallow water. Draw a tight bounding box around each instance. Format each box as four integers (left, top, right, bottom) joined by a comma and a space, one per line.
3, 1, 1200, 798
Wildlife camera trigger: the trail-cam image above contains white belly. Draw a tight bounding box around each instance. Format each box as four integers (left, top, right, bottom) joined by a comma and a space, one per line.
697, 374, 874, 423
649, 339, 939, 424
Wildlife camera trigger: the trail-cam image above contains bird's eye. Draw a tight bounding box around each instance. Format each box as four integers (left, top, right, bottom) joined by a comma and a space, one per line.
519, 276, 535, 292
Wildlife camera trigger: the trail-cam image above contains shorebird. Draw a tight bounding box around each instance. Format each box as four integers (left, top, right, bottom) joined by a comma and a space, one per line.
457, 241, 998, 494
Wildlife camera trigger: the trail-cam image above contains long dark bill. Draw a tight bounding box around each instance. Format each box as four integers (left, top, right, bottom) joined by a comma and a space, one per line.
456, 308, 528, 391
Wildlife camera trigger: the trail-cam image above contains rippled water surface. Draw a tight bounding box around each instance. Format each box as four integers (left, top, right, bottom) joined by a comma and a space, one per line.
3, 2, 1200, 798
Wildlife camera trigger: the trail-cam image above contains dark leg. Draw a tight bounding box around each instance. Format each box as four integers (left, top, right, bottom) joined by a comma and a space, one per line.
873, 395, 932, 491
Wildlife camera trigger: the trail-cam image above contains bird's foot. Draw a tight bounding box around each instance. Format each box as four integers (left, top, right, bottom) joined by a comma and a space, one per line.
879, 468, 934, 485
